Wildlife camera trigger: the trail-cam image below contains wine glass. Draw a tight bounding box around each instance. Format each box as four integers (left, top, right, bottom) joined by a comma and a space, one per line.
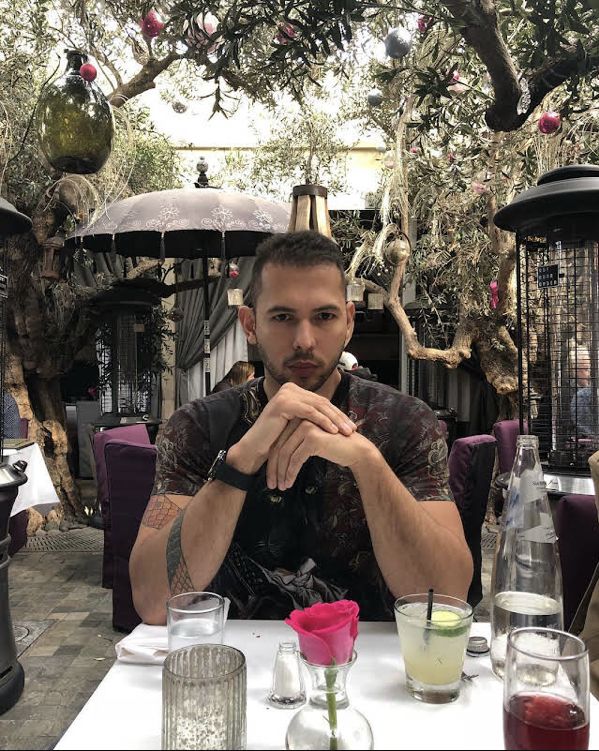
503, 626, 590, 750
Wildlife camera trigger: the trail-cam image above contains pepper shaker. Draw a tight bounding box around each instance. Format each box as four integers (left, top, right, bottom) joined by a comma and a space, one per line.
267, 641, 306, 708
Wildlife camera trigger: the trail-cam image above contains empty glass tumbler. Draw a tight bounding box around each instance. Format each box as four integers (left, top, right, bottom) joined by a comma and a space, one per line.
162, 644, 246, 750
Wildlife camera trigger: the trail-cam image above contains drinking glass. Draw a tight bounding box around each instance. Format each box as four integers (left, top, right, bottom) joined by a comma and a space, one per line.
504, 627, 590, 751
167, 591, 225, 651
162, 644, 246, 750
394, 592, 473, 703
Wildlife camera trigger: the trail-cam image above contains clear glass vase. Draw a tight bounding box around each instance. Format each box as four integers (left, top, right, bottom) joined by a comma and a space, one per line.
285, 651, 373, 751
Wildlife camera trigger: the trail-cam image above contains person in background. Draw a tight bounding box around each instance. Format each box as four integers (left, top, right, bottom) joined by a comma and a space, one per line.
211, 361, 256, 393
2, 392, 21, 439
569, 346, 595, 436
338, 350, 378, 381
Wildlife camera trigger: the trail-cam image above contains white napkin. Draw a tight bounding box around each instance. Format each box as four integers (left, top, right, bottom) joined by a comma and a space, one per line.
115, 624, 168, 665
114, 598, 231, 665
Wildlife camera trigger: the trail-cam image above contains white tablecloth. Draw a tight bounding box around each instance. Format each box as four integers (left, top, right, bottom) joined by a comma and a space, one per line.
54, 621, 599, 750
6, 443, 60, 517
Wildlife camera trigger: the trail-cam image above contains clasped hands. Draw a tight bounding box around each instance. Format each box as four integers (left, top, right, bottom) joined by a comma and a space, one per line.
237, 382, 373, 491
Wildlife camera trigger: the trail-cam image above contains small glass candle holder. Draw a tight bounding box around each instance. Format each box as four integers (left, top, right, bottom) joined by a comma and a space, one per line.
267, 641, 306, 709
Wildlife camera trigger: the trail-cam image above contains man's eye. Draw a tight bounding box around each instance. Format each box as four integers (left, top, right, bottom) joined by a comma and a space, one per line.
317, 312, 336, 321
273, 314, 291, 322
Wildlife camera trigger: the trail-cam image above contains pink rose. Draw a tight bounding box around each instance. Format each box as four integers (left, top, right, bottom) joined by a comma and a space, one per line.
285, 600, 359, 666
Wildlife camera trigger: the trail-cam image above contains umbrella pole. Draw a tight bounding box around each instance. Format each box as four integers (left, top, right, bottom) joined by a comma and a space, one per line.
203, 255, 211, 395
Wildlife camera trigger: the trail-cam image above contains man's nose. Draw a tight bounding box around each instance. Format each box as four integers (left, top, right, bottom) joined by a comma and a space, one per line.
293, 320, 316, 351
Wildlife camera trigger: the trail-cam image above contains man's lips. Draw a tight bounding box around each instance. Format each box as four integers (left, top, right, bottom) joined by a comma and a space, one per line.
288, 361, 318, 372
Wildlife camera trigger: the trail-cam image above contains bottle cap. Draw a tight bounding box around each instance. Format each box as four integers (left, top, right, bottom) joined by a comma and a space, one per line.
466, 635, 489, 655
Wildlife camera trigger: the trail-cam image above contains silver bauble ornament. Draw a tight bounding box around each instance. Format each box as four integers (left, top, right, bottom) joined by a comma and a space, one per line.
367, 88, 383, 107
172, 100, 187, 113
384, 27, 412, 59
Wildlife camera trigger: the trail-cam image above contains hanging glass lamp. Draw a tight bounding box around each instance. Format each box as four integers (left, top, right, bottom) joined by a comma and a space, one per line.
38, 49, 114, 174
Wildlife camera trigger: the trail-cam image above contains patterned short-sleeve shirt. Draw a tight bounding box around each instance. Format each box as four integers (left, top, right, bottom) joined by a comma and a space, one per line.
153, 372, 453, 620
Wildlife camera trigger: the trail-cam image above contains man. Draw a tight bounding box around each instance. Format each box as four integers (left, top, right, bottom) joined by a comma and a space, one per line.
130, 231, 472, 624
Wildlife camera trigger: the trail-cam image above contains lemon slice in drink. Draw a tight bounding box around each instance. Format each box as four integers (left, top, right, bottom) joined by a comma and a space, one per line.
430, 609, 468, 636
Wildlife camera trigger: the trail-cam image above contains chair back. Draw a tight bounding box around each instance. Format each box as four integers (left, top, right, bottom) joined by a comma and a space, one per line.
555, 493, 599, 630
105, 439, 157, 632
492, 419, 521, 475
18, 418, 29, 439
448, 434, 497, 607
92, 424, 151, 588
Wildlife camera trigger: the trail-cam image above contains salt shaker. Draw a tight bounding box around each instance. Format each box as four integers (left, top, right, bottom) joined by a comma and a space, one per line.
267, 641, 306, 708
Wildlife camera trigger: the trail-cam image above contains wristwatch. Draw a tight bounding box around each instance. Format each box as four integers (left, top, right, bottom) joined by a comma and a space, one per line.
207, 449, 255, 491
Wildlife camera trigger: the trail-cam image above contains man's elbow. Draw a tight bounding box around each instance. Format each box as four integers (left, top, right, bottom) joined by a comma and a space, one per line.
131, 579, 167, 625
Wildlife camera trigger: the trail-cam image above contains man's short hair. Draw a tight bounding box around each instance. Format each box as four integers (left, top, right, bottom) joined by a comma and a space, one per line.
249, 230, 346, 306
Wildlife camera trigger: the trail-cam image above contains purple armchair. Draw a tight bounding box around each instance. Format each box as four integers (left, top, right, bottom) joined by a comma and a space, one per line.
492, 419, 521, 475
92, 424, 151, 588
104, 439, 157, 632
555, 493, 599, 630
448, 434, 497, 607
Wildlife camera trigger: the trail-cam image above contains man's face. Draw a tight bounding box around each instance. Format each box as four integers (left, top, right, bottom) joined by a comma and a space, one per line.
239, 262, 354, 392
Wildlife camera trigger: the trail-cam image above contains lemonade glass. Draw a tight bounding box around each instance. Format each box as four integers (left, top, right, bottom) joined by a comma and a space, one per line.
394, 593, 473, 703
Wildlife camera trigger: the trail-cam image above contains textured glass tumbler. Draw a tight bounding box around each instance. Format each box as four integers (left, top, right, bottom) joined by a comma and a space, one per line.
162, 644, 247, 750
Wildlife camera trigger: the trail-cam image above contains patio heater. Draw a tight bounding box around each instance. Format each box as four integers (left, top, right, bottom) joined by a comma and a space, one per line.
0, 198, 30, 714
494, 164, 599, 490
93, 286, 161, 435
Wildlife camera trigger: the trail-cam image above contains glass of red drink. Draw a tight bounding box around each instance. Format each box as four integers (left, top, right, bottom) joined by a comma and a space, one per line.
503, 627, 589, 751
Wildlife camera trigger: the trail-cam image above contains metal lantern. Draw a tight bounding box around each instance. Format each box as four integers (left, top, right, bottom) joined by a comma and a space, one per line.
93, 287, 161, 428
494, 164, 599, 478
0, 198, 30, 714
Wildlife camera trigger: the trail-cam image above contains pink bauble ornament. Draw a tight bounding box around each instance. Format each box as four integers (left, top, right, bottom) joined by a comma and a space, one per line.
227, 262, 240, 279
275, 22, 296, 44
140, 9, 165, 39
472, 180, 488, 195
538, 111, 561, 134
417, 15, 430, 33
489, 280, 499, 310
184, 12, 218, 52
79, 63, 97, 82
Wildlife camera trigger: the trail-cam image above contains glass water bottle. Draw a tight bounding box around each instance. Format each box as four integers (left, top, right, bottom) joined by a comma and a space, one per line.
38, 49, 114, 174
490, 434, 563, 678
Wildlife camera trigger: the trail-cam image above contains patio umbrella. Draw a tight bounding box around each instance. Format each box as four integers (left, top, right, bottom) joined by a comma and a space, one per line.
65, 179, 290, 393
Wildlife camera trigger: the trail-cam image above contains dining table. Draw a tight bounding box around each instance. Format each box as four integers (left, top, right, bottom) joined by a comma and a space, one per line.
54, 620, 599, 750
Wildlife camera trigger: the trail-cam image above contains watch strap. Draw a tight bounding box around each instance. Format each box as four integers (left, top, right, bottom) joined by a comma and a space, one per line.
211, 449, 255, 491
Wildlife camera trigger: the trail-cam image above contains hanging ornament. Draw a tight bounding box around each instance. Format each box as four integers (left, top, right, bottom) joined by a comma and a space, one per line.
275, 22, 296, 44
384, 27, 412, 59
79, 62, 97, 82
447, 70, 467, 95
417, 15, 431, 33
367, 88, 383, 107
38, 49, 114, 174
489, 280, 499, 310
538, 111, 561, 134
367, 293, 384, 310
409, 145, 419, 154
383, 150, 396, 169
227, 262, 240, 279
171, 100, 187, 113
140, 9, 165, 39
184, 12, 218, 53
227, 289, 244, 307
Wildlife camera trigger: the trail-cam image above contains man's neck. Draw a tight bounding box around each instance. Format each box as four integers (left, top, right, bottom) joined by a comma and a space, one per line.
263, 368, 341, 402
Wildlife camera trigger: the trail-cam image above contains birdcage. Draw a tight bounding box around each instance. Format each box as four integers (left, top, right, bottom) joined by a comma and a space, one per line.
94, 287, 161, 421
494, 165, 599, 474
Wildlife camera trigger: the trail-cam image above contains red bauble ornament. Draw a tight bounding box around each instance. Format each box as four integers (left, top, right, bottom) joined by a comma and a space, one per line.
417, 15, 430, 33
538, 111, 561, 134
79, 63, 97, 82
140, 9, 165, 38
227, 262, 240, 279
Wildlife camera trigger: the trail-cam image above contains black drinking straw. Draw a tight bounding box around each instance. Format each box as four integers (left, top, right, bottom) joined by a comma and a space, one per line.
423, 588, 434, 646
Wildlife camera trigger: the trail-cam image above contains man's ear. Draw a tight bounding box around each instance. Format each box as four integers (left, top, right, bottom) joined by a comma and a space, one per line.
345, 301, 355, 346
238, 306, 257, 345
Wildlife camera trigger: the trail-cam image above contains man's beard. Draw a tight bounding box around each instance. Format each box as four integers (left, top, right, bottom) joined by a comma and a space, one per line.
256, 339, 345, 393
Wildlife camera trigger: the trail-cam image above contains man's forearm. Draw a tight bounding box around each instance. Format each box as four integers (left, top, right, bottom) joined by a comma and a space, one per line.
130, 480, 246, 624
352, 445, 473, 600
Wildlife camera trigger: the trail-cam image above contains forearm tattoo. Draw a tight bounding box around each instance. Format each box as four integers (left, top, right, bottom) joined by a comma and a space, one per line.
166, 508, 194, 594
141, 493, 181, 530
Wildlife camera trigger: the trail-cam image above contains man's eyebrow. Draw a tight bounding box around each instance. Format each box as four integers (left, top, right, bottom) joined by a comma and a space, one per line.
265, 304, 343, 314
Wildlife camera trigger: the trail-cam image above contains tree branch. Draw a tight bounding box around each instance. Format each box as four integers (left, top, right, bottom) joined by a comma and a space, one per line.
109, 51, 181, 108
440, 0, 599, 131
